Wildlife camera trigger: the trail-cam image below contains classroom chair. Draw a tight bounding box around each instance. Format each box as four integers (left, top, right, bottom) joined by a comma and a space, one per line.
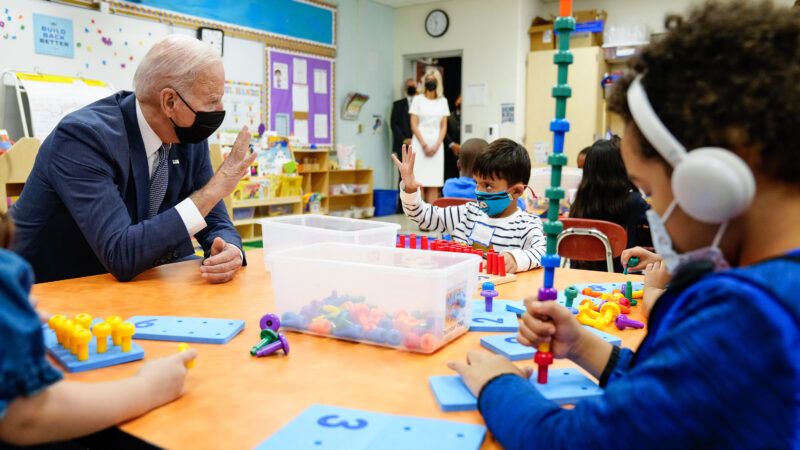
432, 197, 474, 208
556, 218, 627, 273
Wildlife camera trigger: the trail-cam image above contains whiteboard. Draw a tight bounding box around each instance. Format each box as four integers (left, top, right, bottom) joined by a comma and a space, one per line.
0, 0, 264, 91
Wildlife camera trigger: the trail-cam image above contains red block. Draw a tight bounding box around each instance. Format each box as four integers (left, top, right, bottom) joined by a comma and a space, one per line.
410, 234, 417, 249
399, 235, 406, 248
421, 236, 429, 250
498, 254, 506, 277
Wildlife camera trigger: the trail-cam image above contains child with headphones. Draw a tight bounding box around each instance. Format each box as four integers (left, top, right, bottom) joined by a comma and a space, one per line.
448, 2, 800, 448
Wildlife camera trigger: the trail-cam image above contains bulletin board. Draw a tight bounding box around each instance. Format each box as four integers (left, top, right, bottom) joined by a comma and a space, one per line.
268, 49, 333, 146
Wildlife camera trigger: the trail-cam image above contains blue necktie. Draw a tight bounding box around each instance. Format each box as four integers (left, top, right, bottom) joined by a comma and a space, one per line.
148, 144, 170, 219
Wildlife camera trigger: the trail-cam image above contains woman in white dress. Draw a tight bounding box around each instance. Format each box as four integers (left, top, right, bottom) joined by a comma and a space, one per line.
409, 69, 450, 203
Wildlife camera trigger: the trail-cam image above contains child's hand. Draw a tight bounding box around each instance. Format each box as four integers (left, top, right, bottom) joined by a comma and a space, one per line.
448, 350, 532, 397
500, 252, 518, 274
518, 298, 584, 359
642, 261, 671, 317
136, 350, 197, 407
621, 246, 660, 272
390, 144, 421, 193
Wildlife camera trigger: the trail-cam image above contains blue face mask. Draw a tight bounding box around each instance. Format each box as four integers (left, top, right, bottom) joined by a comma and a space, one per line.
475, 190, 512, 217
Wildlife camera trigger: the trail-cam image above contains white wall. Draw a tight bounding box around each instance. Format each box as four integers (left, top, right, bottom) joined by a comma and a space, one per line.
394, 0, 542, 147
332, 0, 396, 189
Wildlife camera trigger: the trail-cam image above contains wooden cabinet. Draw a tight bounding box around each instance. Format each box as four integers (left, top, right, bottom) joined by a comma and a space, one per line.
525, 47, 607, 167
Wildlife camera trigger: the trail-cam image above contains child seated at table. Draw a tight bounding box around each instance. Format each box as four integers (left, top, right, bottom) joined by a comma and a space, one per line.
568, 136, 652, 272
392, 138, 545, 273
449, 2, 800, 448
442, 138, 488, 198
0, 212, 196, 446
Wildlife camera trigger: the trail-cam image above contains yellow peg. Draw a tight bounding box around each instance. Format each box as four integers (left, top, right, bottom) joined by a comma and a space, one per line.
70, 325, 85, 355
61, 320, 76, 350
178, 343, 195, 368
74, 313, 93, 329
92, 322, 112, 354
117, 321, 135, 353
105, 316, 123, 346
74, 327, 92, 361
48, 315, 66, 343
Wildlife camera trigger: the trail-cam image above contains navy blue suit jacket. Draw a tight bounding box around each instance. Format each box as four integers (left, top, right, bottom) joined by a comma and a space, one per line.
10, 91, 243, 282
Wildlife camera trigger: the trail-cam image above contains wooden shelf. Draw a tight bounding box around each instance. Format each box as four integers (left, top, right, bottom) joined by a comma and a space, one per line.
298, 169, 327, 174
232, 218, 261, 226
330, 169, 371, 173
329, 192, 372, 198
231, 196, 302, 208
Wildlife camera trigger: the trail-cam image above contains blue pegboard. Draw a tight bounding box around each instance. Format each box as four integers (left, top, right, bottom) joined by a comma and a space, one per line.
43, 326, 144, 373
471, 299, 523, 314
502, 282, 646, 315
254, 404, 486, 450
469, 310, 519, 332
128, 316, 245, 344
429, 368, 603, 412
480, 328, 621, 361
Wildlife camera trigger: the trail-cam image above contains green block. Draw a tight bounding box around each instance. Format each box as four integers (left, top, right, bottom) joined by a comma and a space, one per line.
545, 187, 565, 200
555, 101, 567, 119
565, 286, 579, 308
546, 240, 558, 255
554, 17, 576, 32
543, 221, 564, 236
552, 85, 572, 99
550, 168, 562, 186
553, 51, 573, 65
548, 153, 568, 167
546, 203, 560, 222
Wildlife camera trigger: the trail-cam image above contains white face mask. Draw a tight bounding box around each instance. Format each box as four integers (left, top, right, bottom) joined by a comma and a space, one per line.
646, 200, 731, 274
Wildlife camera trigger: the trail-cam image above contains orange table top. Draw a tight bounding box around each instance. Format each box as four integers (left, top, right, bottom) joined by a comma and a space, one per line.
32, 249, 645, 450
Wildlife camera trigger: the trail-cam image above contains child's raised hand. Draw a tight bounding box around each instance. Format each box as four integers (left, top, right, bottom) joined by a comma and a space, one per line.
390, 144, 421, 193
621, 246, 660, 272
518, 297, 583, 359
136, 350, 197, 407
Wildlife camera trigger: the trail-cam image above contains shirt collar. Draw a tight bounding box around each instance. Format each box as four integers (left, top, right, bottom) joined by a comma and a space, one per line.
135, 99, 164, 158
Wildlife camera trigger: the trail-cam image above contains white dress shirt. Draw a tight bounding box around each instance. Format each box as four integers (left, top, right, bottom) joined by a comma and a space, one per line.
136, 100, 206, 236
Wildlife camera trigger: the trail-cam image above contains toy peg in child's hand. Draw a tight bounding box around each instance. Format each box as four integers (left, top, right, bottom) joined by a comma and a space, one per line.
178, 343, 196, 368
624, 256, 640, 275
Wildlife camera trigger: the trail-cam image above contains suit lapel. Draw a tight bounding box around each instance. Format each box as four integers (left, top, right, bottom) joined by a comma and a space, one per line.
120, 93, 150, 222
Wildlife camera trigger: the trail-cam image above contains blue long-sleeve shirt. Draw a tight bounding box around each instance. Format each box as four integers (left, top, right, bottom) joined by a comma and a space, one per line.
478, 250, 800, 449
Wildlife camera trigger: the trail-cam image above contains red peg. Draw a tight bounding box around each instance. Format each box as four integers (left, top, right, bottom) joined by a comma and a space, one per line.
421, 236, 429, 250
399, 235, 406, 248
534, 351, 554, 384
410, 234, 417, 249
498, 254, 506, 277
488, 252, 497, 275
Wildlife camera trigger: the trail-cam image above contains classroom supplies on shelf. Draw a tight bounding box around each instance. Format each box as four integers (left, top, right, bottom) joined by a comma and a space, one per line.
272, 242, 480, 353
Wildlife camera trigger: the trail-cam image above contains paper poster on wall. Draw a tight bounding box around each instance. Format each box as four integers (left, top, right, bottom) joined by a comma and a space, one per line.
533, 141, 551, 164
313, 114, 328, 139
464, 83, 488, 106
292, 84, 309, 113
272, 62, 289, 90
501, 103, 515, 123
294, 119, 309, 144
33, 14, 74, 58
219, 81, 263, 133
313, 69, 328, 94
293, 58, 308, 84
275, 114, 290, 137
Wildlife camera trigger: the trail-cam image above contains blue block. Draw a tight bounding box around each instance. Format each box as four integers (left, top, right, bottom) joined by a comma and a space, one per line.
254, 404, 486, 450
471, 299, 522, 314
429, 368, 602, 412
480, 334, 533, 361
504, 300, 525, 315
128, 316, 245, 344
469, 311, 519, 332
43, 326, 144, 373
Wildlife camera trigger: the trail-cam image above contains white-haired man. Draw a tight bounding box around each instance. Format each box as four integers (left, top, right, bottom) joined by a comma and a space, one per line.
11, 34, 255, 283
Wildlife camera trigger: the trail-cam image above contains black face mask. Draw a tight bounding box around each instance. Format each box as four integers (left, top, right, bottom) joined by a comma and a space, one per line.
424, 80, 437, 92
406, 86, 417, 96
170, 90, 225, 144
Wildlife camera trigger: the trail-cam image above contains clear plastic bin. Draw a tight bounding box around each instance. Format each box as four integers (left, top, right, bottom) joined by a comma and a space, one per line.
259, 215, 400, 270
270, 243, 480, 353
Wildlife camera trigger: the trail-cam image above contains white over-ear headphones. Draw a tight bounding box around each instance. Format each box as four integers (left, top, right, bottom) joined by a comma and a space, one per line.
626, 75, 756, 224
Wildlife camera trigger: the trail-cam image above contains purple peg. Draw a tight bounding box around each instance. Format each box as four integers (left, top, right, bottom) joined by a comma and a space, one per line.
481, 281, 499, 312
615, 314, 645, 330
255, 333, 290, 357
538, 287, 558, 301
260, 313, 281, 332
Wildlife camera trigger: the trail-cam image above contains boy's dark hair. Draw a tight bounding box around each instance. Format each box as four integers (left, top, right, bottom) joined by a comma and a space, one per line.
569, 138, 635, 223
458, 138, 488, 177
473, 138, 530, 186
0, 212, 12, 249
607, 1, 800, 184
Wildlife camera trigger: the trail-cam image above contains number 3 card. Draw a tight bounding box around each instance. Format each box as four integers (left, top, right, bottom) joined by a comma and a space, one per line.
255, 404, 486, 450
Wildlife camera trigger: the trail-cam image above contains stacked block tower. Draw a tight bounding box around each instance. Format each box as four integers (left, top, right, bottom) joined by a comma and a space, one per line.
534, 0, 576, 384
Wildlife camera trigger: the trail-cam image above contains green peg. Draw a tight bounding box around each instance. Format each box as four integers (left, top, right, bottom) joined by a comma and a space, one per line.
250, 328, 279, 356
564, 286, 578, 308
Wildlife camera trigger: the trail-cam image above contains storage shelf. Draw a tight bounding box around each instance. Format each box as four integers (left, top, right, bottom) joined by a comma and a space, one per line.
232, 196, 302, 208
330, 169, 371, 173
298, 169, 327, 174
329, 193, 372, 198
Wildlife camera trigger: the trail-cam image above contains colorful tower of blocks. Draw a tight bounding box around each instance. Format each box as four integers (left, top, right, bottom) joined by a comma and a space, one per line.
534, 0, 576, 385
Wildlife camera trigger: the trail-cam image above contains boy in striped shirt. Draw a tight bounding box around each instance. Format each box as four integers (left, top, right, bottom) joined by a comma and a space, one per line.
392, 138, 545, 273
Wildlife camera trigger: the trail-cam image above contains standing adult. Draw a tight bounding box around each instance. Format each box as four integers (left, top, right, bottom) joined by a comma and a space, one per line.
443, 94, 462, 182
390, 78, 417, 161
10, 35, 254, 283
409, 69, 450, 203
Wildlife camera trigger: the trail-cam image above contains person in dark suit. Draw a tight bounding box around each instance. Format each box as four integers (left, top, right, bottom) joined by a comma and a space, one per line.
443, 94, 462, 182
390, 78, 417, 160
10, 35, 256, 283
